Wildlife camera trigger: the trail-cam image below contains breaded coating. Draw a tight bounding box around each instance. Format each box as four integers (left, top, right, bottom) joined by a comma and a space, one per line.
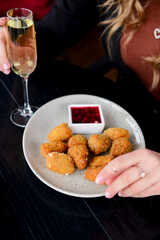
48, 123, 72, 142
104, 127, 130, 140
84, 166, 104, 183
46, 152, 75, 175
68, 145, 89, 170
110, 137, 132, 157
40, 141, 68, 159
88, 134, 111, 155
67, 134, 87, 148
90, 154, 114, 167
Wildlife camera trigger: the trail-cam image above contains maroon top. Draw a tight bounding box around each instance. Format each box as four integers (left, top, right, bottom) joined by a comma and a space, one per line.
120, 0, 160, 100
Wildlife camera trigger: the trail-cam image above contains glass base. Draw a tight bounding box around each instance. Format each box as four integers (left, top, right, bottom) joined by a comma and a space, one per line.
10, 106, 39, 128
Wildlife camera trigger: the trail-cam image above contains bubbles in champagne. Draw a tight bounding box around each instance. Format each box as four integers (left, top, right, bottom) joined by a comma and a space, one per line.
7, 19, 37, 76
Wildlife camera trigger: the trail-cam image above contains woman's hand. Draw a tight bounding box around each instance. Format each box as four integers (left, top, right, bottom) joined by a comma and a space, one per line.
0, 17, 10, 74
95, 148, 160, 198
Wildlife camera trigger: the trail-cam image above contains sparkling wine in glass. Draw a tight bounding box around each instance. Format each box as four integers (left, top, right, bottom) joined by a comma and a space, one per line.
7, 8, 38, 127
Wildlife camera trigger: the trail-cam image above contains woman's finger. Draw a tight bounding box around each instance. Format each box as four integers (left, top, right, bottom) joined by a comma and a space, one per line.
133, 182, 160, 198
119, 166, 160, 197
0, 17, 11, 74
104, 164, 148, 198
119, 183, 160, 198
0, 17, 7, 27
106, 176, 117, 186
95, 149, 143, 185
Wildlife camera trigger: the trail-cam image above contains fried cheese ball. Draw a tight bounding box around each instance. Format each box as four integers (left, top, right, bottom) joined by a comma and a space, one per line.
40, 141, 68, 159
67, 134, 87, 148
48, 123, 72, 142
46, 152, 75, 175
110, 137, 132, 157
68, 145, 89, 170
104, 127, 130, 140
90, 154, 114, 168
88, 134, 111, 155
84, 166, 104, 183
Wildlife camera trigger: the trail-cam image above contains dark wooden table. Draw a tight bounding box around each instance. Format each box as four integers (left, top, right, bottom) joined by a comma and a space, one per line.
0, 59, 160, 240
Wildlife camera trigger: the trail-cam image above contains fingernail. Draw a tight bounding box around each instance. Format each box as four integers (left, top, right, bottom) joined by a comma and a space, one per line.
3, 63, 10, 70
95, 176, 103, 184
106, 180, 110, 186
118, 192, 122, 197
3, 69, 10, 75
105, 192, 111, 198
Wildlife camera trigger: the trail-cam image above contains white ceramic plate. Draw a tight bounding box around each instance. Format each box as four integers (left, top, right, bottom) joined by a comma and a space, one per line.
23, 94, 145, 198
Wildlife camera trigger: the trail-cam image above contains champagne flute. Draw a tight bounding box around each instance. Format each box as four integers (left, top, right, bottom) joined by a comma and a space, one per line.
6, 8, 38, 127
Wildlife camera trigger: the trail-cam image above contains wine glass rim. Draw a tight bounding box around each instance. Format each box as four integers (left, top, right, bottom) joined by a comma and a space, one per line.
7, 8, 33, 19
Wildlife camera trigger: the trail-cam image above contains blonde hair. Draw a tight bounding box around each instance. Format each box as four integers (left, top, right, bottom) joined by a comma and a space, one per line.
99, 0, 160, 90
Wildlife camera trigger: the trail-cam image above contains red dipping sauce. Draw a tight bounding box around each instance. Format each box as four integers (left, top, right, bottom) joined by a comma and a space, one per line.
71, 106, 102, 124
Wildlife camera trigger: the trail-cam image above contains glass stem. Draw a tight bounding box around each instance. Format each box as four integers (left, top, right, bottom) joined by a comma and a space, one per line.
22, 76, 32, 115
